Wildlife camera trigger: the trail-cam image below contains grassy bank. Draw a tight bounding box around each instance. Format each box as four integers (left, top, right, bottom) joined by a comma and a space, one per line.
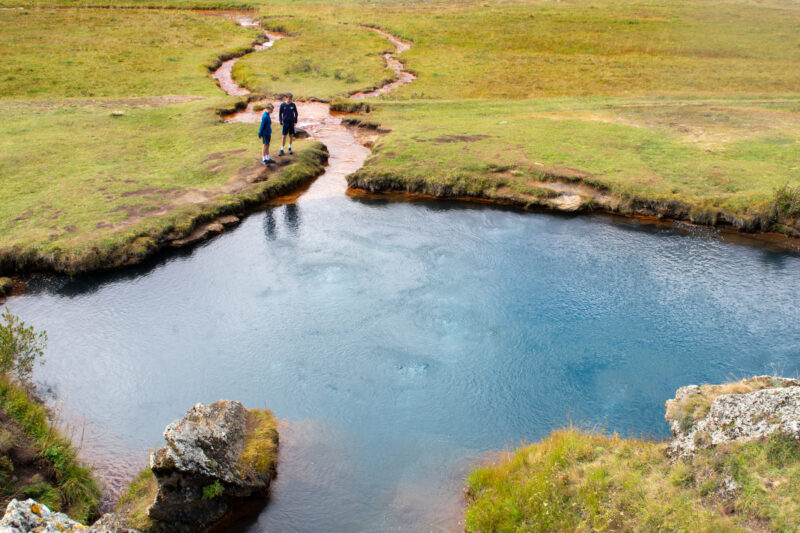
0, 377, 101, 523
345, 98, 800, 234
466, 428, 800, 532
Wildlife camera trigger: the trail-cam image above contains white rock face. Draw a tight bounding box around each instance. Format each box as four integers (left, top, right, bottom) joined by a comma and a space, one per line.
0, 498, 88, 533
666, 378, 800, 457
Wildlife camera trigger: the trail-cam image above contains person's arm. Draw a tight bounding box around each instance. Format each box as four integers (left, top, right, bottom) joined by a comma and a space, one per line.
258, 113, 267, 137
279, 104, 284, 125
292, 104, 298, 123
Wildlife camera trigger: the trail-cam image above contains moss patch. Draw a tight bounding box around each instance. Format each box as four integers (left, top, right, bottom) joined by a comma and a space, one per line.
238, 408, 279, 479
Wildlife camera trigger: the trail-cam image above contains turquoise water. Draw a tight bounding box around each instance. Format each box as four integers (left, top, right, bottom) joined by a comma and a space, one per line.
7, 192, 800, 531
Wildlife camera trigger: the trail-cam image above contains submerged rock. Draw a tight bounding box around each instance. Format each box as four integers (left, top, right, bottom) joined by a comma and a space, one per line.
666, 376, 800, 457
147, 400, 277, 532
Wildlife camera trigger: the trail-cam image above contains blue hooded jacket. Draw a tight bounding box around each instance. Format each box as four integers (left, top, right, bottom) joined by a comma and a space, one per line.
258, 111, 272, 138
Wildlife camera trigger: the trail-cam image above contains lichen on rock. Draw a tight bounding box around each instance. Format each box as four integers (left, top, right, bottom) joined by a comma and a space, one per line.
0, 498, 89, 532
146, 400, 278, 532
665, 376, 800, 457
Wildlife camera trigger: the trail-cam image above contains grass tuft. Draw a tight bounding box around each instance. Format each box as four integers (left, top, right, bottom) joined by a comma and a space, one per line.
116, 467, 157, 531
775, 184, 800, 218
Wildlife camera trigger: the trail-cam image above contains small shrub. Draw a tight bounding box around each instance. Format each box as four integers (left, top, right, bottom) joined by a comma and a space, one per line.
774, 184, 800, 218
202, 480, 224, 500
0, 308, 47, 384
0, 428, 15, 454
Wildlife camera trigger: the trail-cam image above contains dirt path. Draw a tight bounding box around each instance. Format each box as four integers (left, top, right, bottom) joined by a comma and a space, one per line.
214, 18, 415, 200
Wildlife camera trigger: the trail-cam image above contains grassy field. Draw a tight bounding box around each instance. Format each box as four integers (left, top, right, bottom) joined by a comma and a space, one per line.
234, 16, 393, 100
466, 428, 800, 532
2, 0, 800, 276
345, 97, 800, 228
0, 8, 261, 99
0, 8, 328, 275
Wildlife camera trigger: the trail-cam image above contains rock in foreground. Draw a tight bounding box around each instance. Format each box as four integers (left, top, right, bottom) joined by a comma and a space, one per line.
0, 498, 88, 532
665, 376, 800, 457
147, 400, 278, 532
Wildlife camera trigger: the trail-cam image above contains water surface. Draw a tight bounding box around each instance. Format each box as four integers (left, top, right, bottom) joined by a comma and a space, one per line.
7, 189, 800, 531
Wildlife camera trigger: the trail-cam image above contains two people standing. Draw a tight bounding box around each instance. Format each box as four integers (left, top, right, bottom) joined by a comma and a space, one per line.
258, 94, 299, 166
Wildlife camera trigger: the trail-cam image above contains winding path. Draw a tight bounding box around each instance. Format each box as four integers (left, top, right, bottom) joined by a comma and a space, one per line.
214, 18, 415, 201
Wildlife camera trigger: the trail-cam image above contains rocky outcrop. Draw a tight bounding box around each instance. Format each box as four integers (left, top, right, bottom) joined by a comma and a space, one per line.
147, 400, 277, 532
666, 376, 800, 457
0, 498, 85, 532
0, 499, 141, 533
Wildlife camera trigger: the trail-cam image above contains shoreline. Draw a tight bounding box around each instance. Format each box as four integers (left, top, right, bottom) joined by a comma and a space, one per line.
345, 173, 800, 256
0, 143, 328, 281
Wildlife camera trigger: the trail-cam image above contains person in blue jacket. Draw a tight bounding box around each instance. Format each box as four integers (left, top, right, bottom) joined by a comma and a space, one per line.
258, 103, 274, 165
279, 93, 299, 156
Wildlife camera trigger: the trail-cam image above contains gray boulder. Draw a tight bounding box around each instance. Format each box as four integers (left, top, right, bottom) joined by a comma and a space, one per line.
0, 498, 88, 533
147, 400, 276, 532
666, 377, 800, 457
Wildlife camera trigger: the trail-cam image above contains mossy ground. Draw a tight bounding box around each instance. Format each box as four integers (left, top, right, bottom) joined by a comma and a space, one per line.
0, 377, 100, 523
466, 428, 800, 533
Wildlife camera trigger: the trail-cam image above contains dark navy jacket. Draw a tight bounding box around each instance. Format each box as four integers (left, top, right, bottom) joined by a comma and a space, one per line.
258, 111, 272, 138
279, 102, 298, 125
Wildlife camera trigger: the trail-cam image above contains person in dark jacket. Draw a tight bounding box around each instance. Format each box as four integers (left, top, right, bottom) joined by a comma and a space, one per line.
258, 103, 274, 165
278, 93, 299, 156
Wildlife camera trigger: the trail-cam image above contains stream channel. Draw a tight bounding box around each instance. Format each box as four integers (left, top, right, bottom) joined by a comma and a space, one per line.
5, 15, 800, 533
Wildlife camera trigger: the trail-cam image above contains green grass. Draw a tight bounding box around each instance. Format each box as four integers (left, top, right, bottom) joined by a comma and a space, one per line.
0, 8, 260, 99
467, 428, 800, 533
116, 468, 157, 531
233, 17, 393, 100
346, 97, 800, 227
243, 0, 800, 100
0, 376, 100, 523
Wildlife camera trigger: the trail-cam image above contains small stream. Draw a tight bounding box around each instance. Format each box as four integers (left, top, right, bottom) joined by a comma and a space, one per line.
4, 15, 800, 533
